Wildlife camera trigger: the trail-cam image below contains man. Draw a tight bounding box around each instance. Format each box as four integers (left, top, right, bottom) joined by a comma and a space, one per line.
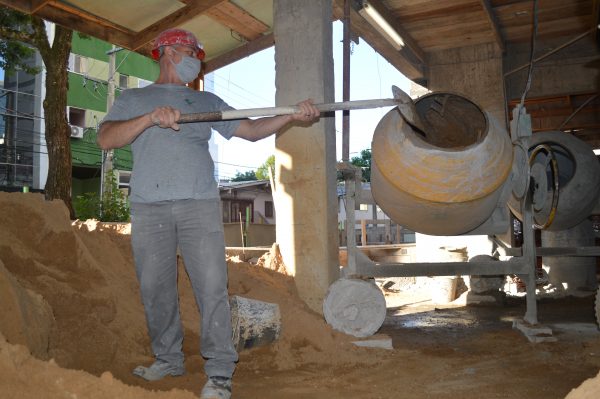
97, 28, 319, 399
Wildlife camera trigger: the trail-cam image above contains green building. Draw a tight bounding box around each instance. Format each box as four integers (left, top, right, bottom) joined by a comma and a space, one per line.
1, 31, 159, 199
68, 32, 159, 197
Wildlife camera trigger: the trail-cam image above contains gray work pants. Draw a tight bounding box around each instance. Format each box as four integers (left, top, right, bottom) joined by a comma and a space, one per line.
130, 199, 238, 378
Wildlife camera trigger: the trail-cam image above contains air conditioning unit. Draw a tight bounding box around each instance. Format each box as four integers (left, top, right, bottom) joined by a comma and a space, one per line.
70, 125, 84, 139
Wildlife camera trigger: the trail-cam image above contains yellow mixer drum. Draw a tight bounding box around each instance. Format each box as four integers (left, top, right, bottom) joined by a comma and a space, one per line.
371, 92, 513, 236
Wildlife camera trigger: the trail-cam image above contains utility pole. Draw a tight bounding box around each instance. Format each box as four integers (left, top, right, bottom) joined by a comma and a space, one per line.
100, 46, 122, 208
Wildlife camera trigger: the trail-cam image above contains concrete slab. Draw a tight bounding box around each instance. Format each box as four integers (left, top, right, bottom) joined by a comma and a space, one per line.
550, 323, 600, 335
513, 319, 558, 343
352, 336, 393, 350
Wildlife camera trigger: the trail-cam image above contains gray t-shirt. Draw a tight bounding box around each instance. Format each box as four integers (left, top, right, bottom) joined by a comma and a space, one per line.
101, 83, 241, 203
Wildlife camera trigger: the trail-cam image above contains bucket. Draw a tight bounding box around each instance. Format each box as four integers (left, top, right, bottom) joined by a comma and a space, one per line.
431, 277, 458, 304
230, 295, 281, 351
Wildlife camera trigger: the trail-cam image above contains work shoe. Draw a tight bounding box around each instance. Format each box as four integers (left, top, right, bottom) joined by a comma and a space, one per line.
132, 360, 185, 381
200, 376, 232, 399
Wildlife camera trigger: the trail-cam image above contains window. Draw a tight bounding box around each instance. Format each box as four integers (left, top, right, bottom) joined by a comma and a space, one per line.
265, 201, 274, 218
222, 200, 254, 223
69, 54, 87, 74
117, 170, 131, 197
222, 201, 231, 223
359, 203, 369, 211
119, 74, 129, 89
117, 170, 130, 188
68, 107, 86, 128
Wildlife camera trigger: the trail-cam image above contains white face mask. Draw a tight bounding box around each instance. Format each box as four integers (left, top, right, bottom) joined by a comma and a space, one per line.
170, 50, 201, 83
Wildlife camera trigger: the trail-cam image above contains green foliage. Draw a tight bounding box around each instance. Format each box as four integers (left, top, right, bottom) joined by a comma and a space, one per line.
73, 171, 130, 222
0, 41, 40, 75
232, 170, 258, 182
337, 148, 372, 182
352, 148, 371, 182
0, 8, 40, 75
101, 171, 130, 222
256, 155, 275, 180
73, 192, 100, 221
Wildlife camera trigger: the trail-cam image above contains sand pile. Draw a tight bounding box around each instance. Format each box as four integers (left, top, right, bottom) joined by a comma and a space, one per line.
565, 371, 600, 399
0, 192, 385, 398
0, 331, 197, 399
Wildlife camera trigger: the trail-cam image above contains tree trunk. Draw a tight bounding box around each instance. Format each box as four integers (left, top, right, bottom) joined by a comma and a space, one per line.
41, 28, 74, 218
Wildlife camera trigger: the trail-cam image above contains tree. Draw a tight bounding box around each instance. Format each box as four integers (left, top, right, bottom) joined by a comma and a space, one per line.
351, 148, 372, 182
0, 7, 75, 218
337, 148, 372, 182
256, 155, 274, 180
231, 170, 257, 182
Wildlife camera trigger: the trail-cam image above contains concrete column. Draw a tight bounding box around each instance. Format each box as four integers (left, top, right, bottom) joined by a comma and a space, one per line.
428, 42, 506, 125
273, 0, 338, 313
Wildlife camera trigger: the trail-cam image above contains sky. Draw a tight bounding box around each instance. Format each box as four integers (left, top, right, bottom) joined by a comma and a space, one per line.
208, 20, 411, 181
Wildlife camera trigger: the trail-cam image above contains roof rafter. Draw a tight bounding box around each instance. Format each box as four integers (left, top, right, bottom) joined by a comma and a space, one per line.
0, 0, 135, 47
364, 0, 427, 63
332, 0, 427, 81
30, 0, 51, 14
479, 0, 505, 51
205, 1, 270, 41
204, 32, 274, 74
130, 0, 225, 50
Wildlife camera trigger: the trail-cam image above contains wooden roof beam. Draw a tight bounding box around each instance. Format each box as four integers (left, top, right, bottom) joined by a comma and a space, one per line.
333, 0, 427, 82
0, 0, 135, 47
205, 1, 270, 41
479, 0, 505, 51
131, 0, 225, 50
204, 32, 274, 74
30, 0, 51, 14
0, 0, 33, 14
359, 0, 427, 64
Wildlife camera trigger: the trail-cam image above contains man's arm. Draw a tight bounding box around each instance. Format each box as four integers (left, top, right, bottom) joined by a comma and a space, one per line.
233, 99, 320, 142
97, 106, 182, 150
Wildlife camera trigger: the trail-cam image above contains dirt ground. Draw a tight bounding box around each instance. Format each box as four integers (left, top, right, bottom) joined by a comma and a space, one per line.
1, 192, 599, 398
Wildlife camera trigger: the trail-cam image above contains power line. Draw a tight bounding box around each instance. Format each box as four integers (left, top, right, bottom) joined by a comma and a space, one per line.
0, 87, 43, 98
209, 74, 273, 108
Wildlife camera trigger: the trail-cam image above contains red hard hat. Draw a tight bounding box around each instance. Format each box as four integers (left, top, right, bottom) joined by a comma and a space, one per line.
151, 28, 205, 61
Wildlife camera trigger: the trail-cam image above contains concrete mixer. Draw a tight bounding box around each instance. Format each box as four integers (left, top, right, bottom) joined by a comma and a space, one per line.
371, 92, 514, 236
324, 88, 600, 342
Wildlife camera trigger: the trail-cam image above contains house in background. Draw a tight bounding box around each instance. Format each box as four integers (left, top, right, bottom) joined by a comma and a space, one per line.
217, 179, 416, 247
337, 182, 416, 245
219, 179, 275, 247
219, 180, 275, 224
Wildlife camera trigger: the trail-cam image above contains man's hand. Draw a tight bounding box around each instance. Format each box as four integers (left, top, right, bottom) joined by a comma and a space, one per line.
149, 106, 181, 131
290, 99, 320, 123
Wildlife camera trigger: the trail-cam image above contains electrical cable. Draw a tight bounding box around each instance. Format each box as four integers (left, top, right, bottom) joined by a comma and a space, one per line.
514, 0, 538, 141
520, 0, 538, 107
558, 93, 598, 130
0, 87, 43, 98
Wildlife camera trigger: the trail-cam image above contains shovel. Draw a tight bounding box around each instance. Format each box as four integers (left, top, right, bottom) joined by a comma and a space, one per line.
177, 85, 426, 133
